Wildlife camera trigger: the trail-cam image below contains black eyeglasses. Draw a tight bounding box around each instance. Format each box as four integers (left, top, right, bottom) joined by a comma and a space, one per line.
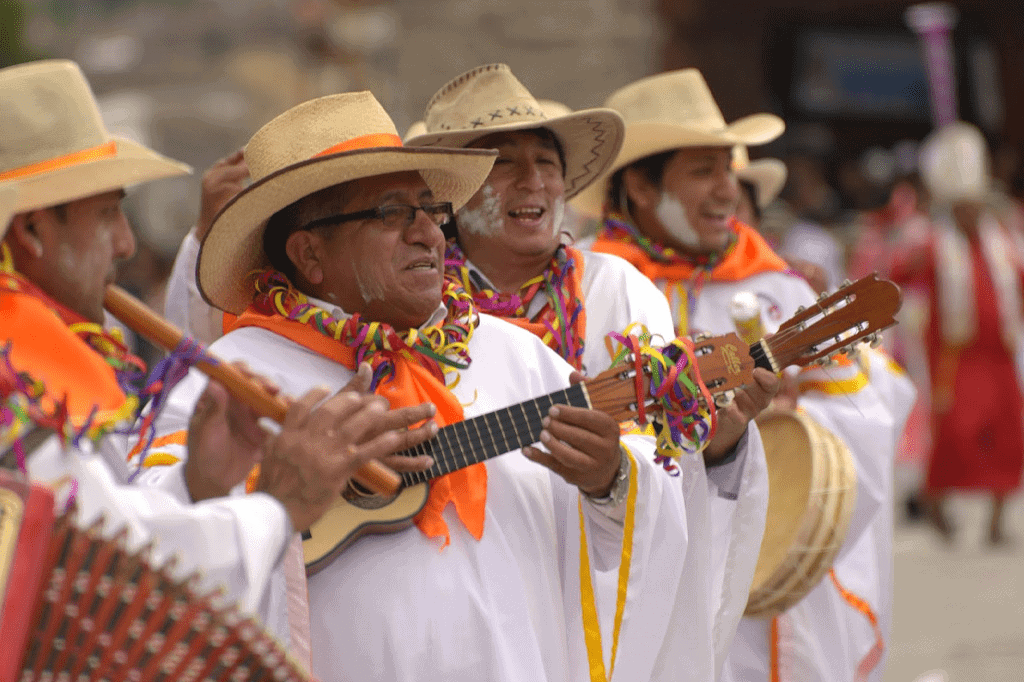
300, 201, 455, 231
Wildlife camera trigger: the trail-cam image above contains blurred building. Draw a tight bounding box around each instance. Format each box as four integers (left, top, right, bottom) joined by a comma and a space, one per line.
657, 0, 1021, 172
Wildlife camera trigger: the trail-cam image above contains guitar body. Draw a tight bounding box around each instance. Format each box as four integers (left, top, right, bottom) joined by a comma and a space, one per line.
303, 482, 430, 575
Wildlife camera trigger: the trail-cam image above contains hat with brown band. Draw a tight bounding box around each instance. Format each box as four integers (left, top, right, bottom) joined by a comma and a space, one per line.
199, 90, 498, 315
0, 60, 190, 214
404, 64, 624, 200
572, 68, 786, 216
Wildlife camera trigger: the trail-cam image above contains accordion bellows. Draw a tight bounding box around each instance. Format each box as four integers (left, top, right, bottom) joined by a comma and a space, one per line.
6, 509, 309, 682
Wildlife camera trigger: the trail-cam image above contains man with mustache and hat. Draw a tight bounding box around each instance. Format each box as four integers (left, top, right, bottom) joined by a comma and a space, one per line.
0, 60, 429, 633
576, 68, 906, 682
405, 62, 780, 671
143, 88, 719, 681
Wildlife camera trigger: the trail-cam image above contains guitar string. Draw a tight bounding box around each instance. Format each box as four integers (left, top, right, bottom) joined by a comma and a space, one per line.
398, 387, 584, 485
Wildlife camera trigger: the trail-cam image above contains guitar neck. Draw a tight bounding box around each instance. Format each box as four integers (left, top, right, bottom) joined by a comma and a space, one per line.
749, 338, 782, 374
399, 383, 591, 487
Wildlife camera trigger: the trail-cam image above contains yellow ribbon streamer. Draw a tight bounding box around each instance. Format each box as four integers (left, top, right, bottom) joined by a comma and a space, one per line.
578, 446, 638, 682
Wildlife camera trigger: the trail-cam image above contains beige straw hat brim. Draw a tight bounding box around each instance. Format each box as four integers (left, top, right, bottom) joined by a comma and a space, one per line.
738, 158, 788, 208
199, 145, 497, 314
570, 114, 784, 216
10, 136, 190, 214
405, 108, 624, 200
0, 184, 18, 239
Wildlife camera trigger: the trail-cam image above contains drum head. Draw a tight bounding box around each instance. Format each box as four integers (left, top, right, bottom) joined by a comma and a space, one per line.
749, 411, 817, 590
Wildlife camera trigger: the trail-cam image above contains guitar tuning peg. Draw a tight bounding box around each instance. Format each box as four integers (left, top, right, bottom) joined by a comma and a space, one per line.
692, 332, 709, 342
796, 305, 806, 313
817, 291, 829, 301
841, 279, 852, 288
870, 333, 883, 348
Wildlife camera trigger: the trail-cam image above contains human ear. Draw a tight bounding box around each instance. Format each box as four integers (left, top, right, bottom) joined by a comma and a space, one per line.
7, 212, 45, 259
623, 167, 659, 211
285, 230, 324, 285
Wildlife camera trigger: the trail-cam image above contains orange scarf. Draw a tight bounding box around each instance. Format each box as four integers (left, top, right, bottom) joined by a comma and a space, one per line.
0, 290, 128, 427
593, 218, 789, 283
233, 308, 486, 547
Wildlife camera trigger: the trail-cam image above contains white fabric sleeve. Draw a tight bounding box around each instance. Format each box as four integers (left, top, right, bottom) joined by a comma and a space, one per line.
164, 228, 225, 347
705, 428, 751, 501
27, 440, 291, 625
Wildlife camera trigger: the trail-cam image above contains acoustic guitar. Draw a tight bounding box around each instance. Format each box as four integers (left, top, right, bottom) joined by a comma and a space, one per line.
303, 274, 902, 574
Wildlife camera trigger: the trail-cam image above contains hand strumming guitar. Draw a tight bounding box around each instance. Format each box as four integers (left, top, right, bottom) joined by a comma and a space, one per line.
522, 371, 623, 498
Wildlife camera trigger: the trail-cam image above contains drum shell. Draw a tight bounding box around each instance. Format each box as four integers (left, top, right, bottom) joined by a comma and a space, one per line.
744, 409, 857, 617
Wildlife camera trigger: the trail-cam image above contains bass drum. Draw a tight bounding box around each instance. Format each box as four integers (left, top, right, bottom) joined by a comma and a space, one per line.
744, 409, 857, 617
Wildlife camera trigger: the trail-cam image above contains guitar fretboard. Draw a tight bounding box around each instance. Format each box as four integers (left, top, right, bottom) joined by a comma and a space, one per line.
399, 383, 590, 486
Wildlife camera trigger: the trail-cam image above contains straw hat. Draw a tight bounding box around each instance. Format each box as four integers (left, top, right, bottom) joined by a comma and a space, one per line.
403, 119, 428, 143
572, 69, 785, 215
0, 60, 190, 214
536, 99, 573, 118
919, 121, 990, 205
0, 183, 17, 238
200, 90, 498, 314
734, 146, 787, 208
404, 102, 575, 144
404, 64, 624, 199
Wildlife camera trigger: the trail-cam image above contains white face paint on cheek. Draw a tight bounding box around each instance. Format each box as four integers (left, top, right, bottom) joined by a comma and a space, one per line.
655, 192, 701, 248
351, 254, 388, 305
550, 197, 566, 237
456, 183, 504, 236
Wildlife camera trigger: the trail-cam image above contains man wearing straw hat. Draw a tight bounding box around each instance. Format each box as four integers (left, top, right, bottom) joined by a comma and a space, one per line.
576, 68, 904, 682
0, 60, 427, 629
405, 60, 780, 670
142, 88, 720, 681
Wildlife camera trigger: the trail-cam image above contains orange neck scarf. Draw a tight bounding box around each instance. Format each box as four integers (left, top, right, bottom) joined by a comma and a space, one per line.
233, 296, 486, 548
0, 289, 130, 432
593, 215, 789, 283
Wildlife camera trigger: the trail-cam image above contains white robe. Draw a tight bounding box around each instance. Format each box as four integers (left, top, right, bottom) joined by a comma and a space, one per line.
656, 269, 901, 682
138, 308, 728, 681
457, 247, 769, 678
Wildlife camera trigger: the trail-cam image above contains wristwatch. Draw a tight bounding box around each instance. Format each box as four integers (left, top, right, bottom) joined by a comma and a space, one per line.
586, 446, 631, 507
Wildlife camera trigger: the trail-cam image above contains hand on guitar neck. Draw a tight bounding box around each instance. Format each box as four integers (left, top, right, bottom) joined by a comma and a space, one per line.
701, 368, 779, 465
522, 371, 623, 499
255, 363, 437, 533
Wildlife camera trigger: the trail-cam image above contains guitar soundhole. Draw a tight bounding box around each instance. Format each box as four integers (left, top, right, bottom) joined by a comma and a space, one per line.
342, 480, 397, 509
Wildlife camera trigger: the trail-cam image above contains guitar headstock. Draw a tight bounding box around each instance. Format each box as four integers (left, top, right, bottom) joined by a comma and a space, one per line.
584, 333, 756, 424
585, 362, 657, 423
766, 274, 902, 368
691, 332, 756, 395
584, 274, 902, 424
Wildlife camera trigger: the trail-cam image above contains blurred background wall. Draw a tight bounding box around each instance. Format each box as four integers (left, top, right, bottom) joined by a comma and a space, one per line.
4, 0, 1019, 253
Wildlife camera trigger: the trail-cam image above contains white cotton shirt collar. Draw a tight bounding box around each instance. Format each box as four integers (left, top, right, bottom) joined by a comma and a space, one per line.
304, 295, 449, 330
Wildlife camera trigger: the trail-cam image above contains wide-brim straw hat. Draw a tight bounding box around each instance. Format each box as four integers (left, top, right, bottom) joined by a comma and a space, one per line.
200, 91, 498, 314
572, 68, 785, 216
404, 64, 624, 200
0, 183, 17, 237
734, 146, 787, 208
0, 60, 190, 214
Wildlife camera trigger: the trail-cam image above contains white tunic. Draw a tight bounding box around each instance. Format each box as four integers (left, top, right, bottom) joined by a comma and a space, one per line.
464, 247, 767, 676
656, 269, 902, 682
140, 309, 729, 681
